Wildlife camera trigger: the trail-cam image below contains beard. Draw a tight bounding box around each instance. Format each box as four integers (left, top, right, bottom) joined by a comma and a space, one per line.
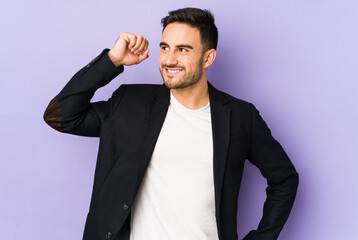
160, 56, 204, 89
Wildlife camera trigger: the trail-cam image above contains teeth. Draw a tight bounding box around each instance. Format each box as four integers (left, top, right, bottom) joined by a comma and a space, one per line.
167, 69, 180, 73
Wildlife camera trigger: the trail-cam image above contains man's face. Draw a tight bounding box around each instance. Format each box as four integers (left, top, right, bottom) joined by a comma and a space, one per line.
159, 23, 206, 89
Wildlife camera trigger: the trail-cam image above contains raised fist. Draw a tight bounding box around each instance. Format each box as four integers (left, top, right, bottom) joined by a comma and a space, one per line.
108, 32, 149, 67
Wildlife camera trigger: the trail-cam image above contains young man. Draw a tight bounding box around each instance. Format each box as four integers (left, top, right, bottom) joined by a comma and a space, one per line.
44, 7, 298, 240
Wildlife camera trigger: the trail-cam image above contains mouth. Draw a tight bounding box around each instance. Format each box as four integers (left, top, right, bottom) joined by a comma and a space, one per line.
164, 67, 183, 77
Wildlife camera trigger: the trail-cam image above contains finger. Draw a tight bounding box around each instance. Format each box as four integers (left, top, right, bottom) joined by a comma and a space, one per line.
119, 32, 131, 45
134, 38, 147, 54
138, 49, 150, 62
143, 40, 149, 53
128, 35, 137, 50
131, 35, 144, 53
137, 39, 149, 55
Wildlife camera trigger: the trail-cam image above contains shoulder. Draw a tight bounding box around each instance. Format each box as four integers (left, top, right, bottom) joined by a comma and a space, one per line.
123, 83, 162, 90
113, 83, 162, 97
120, 83, 162, 91
209, 84, 256, 113
111, 83, 166, 105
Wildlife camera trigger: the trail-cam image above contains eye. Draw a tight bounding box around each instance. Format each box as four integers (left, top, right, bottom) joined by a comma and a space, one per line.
179, 48, 188, 53
161, 46, 169, 51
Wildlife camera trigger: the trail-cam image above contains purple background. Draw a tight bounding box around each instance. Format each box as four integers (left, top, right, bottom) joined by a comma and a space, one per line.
1, 0, 357, 239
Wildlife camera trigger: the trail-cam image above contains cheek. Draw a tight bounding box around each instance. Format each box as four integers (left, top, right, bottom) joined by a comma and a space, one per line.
159, 53, 166, 65
187, 55, 201, 67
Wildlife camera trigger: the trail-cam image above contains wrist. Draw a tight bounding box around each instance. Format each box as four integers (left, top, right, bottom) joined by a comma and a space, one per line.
108, 50, 122, 67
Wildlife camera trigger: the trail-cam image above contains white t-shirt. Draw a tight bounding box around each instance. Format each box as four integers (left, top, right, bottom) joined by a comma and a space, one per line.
130, 92, 219, 240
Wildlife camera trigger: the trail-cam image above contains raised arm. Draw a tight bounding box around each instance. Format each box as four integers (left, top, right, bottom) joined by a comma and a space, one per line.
43, 33, 149, 136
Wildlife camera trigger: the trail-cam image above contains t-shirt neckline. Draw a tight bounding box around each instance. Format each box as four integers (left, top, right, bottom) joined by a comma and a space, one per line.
170, 92, 210, 112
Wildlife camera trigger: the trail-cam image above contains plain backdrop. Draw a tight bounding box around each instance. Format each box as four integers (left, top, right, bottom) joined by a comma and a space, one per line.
1, 0, 357, 239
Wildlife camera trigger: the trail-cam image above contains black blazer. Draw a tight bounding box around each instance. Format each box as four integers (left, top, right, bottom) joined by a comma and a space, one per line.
44, 49, 298, 240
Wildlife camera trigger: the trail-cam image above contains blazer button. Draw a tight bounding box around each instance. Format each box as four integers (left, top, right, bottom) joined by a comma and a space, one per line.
105, 232, 112, 239
123, 204, 129, 211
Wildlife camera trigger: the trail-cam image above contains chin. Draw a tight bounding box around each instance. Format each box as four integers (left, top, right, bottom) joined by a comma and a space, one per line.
161, 74, 178, 89
163, 79, 179, 89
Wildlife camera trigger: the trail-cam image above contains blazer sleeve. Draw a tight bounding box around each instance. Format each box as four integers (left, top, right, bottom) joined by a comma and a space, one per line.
243, 105, 299, 240
43, 49, 125, 137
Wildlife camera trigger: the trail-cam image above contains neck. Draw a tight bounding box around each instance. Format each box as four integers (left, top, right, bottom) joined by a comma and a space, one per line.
170, 77, 209, 110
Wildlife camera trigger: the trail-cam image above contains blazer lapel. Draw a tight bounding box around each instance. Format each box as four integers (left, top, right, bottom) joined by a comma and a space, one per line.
137, 85, 170, 185
208, 82, 231, 222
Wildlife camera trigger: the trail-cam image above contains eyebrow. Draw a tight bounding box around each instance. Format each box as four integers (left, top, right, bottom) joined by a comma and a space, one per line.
159, 42, 193, 49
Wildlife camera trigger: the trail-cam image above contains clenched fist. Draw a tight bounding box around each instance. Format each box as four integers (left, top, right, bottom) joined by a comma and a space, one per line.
108, 32, 149, 67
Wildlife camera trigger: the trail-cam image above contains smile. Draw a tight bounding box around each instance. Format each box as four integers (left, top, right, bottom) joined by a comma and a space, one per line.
165, 68, 183, 76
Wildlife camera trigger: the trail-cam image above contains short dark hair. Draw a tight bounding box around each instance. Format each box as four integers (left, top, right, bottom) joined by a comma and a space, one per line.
161, 7, 218, 51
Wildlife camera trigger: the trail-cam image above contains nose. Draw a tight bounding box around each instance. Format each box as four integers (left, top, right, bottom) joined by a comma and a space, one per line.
165, 51, 178, 66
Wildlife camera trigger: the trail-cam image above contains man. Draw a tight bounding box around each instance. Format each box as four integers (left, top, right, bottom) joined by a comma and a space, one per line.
44, 7, 298, 240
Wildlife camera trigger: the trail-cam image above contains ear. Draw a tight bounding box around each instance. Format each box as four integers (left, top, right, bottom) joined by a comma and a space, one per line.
203, 49, 216, 69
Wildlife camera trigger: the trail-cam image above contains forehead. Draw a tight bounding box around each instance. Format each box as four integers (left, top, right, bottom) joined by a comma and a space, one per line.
161, 23, 201, 47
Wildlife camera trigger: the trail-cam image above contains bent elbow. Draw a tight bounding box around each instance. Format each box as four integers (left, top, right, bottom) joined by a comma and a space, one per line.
290, 170, 299, 194
43, 98, 62, 132
266, 171, 299, 201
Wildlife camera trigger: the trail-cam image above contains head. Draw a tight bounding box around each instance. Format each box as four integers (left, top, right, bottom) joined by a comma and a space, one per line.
159, 8, 218, 89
